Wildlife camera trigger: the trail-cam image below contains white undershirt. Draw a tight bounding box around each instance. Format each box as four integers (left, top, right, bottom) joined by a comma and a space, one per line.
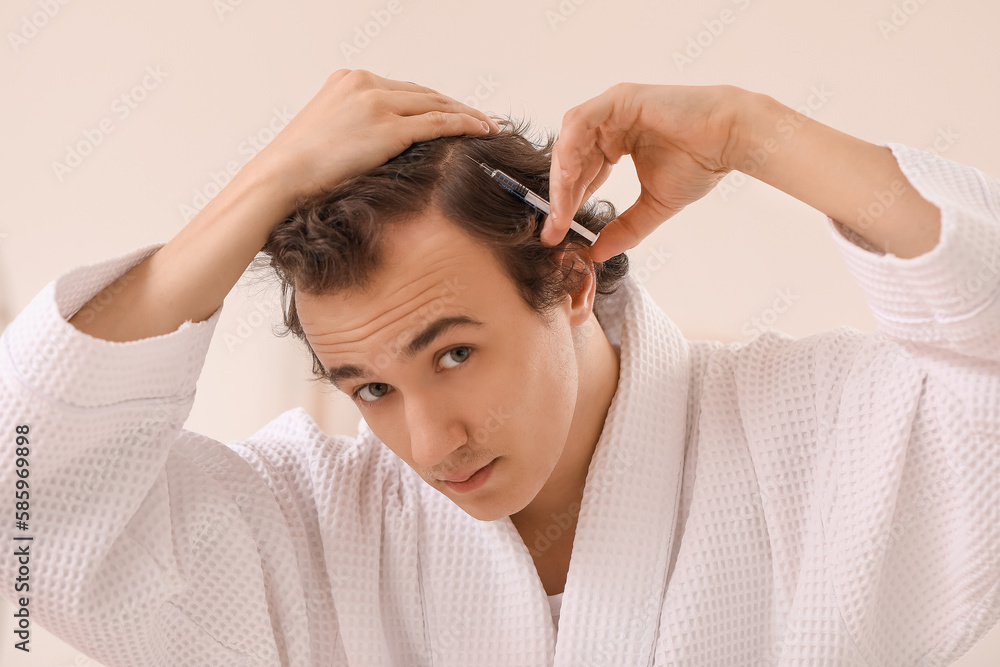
548, 592, 563, 632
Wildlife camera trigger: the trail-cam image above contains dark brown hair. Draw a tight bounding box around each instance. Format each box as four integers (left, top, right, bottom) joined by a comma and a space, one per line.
258, 116, 629, 381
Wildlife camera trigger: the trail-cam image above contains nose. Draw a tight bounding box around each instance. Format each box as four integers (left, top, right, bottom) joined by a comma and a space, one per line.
404, 391, 468, 471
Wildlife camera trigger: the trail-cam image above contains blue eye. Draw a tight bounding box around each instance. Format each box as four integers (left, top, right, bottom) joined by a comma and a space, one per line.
351, 346, 474, 406
356, 383, 390, 403
440, 346, 471, 369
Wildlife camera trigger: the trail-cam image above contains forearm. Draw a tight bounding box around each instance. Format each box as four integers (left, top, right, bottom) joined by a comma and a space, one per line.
68, 161, 300, 342
731, 91, 942, 259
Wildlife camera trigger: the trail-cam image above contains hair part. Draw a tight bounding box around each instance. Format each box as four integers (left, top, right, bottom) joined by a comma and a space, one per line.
258, 116, 630, 382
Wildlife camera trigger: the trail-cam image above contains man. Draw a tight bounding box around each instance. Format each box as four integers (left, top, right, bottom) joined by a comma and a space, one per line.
1, 69, 998, 666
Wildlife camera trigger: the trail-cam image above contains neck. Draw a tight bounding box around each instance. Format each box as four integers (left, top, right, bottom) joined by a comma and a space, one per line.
511, 311, 621, 534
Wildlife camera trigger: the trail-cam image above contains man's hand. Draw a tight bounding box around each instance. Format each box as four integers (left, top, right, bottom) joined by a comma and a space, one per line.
544, 83, 748, 262
68, 70, 502, 343
251, 69, 501, 206
545, 82, 940, 261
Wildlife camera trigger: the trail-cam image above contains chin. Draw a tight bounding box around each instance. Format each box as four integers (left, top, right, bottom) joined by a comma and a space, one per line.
451, 490, 532, 523
462, 506, 510, 522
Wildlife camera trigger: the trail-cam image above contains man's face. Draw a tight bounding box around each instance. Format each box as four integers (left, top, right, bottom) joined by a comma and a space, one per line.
295, 209, 581, 521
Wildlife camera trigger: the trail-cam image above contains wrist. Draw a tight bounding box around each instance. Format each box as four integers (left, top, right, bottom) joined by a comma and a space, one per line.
721, 89, 787, 175
238, 151, 314, 210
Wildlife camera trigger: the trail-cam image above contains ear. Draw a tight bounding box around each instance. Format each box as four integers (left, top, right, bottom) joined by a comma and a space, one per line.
550, 247, 597, 328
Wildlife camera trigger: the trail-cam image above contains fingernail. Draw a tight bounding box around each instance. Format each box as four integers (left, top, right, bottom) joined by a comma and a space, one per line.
481, 121, 490, 132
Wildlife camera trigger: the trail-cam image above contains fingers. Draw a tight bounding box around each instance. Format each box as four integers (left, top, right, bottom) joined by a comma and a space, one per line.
540, 155, 613, 245
386, 90, 500, 132
580, 159, 613, 206
398, 110, 495, 145
389, 78, 440, 94
586, 189, 671, 262
327, 69, 501, 135
544, 89, 624, 245
333, 68, 436, 95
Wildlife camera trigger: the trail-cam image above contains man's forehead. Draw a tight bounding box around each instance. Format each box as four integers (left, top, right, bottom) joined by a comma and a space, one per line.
293, 209, 515, 384
300, 278, 487, 386
296, 266, 474, 340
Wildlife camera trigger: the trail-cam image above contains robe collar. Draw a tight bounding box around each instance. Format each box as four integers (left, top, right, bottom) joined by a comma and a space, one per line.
412, 271, 690, 665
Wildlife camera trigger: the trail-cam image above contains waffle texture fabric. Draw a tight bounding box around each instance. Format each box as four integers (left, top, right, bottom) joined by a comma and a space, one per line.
2, 143, 999, 666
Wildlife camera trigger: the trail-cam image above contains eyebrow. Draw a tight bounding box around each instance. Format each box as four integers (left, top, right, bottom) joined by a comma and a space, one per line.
321, 315, 485, 388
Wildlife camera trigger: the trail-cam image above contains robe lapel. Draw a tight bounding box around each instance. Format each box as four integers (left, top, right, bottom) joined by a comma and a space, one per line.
416, 477, 556, 666
551, 273, 690, 666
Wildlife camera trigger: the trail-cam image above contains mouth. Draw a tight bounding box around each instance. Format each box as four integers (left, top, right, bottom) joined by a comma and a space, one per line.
441, 457, 499, 493
439, 457, 496, 483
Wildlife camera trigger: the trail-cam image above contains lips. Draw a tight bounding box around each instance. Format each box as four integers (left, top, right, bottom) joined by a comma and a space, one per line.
439, 459, 494, 483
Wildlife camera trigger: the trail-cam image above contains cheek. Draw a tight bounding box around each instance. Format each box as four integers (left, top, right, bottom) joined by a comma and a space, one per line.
358, 404, 418, 466
364, 419, 405, 460
514, 325, 578, 426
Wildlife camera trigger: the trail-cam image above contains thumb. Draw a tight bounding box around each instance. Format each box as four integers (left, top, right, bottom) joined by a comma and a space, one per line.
588, 189, 677, 262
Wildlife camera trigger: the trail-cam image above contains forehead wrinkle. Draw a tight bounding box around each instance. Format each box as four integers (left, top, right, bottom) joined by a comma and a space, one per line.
303, 253, 473, 346
316, 302, 480, 388
310, 299, 456, 362
307, 282, 462, 353
301, 220, 495, 386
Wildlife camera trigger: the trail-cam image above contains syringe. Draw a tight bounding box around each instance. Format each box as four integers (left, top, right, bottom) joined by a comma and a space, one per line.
469, 157, 601, 246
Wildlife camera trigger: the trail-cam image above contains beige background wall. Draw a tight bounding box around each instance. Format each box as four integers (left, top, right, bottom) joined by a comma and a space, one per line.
2, 0, 998, 664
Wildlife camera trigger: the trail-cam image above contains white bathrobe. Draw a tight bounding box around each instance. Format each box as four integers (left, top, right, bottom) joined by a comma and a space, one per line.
1, 143, 999, 666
